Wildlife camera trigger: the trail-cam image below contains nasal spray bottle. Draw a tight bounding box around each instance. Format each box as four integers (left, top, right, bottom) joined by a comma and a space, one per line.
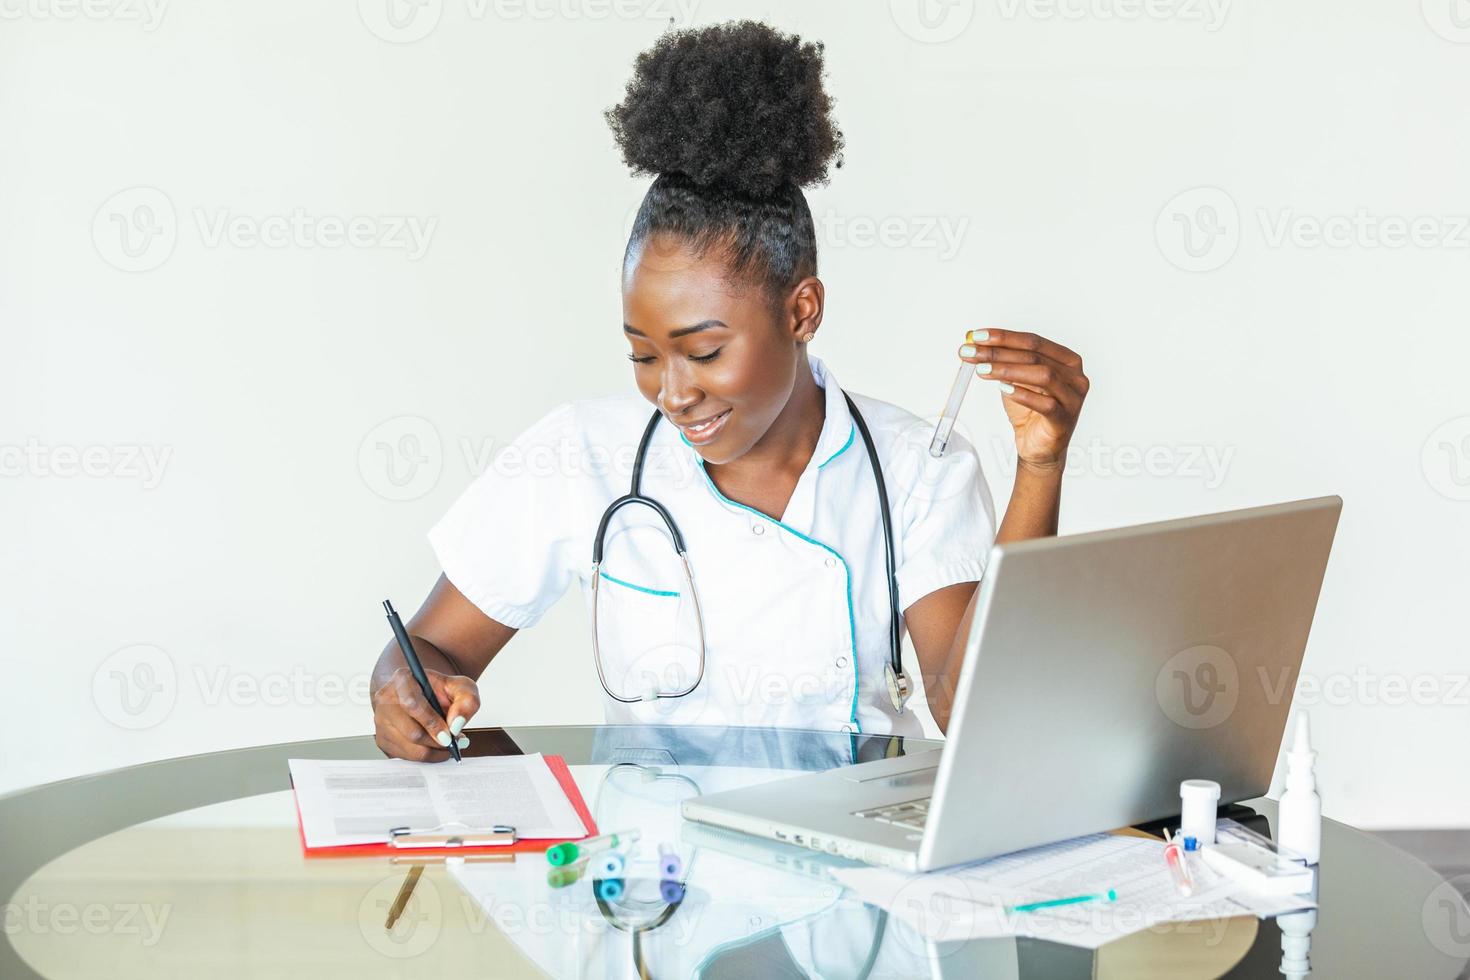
1277, 712, 1322, 864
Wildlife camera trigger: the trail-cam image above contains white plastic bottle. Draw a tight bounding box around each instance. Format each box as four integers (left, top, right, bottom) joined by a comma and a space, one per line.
1278, 712, 1322, 864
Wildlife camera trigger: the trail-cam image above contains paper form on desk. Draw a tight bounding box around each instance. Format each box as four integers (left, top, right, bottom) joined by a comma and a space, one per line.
288, 755, 588, 848
830, 833, 1316, 950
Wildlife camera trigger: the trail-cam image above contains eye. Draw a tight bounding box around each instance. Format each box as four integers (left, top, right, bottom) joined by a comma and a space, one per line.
690, 348, 722, 363
626, 353, 655, 364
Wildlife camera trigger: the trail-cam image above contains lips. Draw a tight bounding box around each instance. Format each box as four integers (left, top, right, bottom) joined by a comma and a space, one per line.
678, 408, 732, 444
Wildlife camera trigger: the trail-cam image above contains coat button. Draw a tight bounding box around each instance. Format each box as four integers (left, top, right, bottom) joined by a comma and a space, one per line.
840, 724, 855, 734
824, 557, 836, 568
835, 656, 848, 668
752, 524, 765, 535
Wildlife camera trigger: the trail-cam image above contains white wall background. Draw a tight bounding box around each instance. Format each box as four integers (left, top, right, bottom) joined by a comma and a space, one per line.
2, 0, 1466, 828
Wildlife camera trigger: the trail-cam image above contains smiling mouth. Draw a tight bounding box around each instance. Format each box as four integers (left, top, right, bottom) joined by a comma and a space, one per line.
678, 409, 732, 442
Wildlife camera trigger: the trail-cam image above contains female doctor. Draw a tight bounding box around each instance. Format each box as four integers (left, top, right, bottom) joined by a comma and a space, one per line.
369, 21, 1090, 762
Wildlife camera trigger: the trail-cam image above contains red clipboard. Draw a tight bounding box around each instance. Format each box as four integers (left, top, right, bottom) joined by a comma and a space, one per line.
294, 754, 599, 858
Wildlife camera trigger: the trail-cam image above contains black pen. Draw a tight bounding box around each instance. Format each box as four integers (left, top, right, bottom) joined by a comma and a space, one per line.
383, 599, 461, 763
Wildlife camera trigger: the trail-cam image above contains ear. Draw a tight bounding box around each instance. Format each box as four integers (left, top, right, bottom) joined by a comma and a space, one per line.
784, 276, 825, 344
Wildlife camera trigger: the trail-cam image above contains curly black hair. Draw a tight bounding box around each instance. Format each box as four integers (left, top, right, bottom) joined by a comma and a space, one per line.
606, 19, 845, 314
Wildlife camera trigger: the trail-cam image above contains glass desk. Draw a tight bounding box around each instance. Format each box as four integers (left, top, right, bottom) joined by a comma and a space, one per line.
3, 725, 1467, 978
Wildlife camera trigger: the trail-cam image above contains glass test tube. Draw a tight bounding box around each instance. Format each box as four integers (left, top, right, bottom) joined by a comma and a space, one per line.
929, 361, 976, 458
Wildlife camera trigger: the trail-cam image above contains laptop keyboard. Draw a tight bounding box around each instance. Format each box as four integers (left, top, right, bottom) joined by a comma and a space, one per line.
853, 797, 931, 830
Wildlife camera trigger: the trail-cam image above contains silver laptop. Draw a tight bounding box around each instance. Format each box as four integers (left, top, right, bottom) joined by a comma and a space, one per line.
681, 496, 1342, 872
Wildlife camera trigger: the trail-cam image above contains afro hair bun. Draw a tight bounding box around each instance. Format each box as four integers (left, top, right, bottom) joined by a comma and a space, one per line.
605, 19, 845, 200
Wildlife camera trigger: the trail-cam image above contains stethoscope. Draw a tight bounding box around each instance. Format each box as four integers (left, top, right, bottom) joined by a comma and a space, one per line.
590, 391, 912, 714
589, 764, 699, 980
589, 762, 889, 980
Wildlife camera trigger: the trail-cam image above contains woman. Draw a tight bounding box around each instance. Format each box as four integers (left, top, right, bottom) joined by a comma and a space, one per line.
370, 20, 1088, 762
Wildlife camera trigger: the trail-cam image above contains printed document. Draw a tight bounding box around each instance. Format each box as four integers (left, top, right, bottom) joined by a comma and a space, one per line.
288, 755, 587, 847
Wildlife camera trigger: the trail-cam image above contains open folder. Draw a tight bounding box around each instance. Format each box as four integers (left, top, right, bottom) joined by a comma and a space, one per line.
288, 754, 598, 857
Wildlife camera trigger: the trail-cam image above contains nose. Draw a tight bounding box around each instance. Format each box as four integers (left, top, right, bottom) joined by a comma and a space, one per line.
658, 359, 703, 419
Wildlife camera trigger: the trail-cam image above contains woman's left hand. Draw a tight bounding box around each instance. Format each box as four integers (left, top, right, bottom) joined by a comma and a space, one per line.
958, 328, 1089, 470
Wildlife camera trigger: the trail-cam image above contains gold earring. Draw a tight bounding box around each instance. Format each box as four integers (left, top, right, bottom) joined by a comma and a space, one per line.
802, 332, 815, 342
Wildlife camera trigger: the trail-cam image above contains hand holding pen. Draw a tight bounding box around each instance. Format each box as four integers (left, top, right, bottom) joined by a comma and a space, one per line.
374, 600, 481, 762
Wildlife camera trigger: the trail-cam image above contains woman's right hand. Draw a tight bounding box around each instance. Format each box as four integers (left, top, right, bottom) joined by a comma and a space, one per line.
371, 667, 482, 762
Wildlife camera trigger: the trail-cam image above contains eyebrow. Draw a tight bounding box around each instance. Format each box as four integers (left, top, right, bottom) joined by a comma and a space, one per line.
623, 319, 729, 339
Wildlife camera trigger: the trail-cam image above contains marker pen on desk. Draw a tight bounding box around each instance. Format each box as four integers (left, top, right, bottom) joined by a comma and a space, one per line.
1005, 889, 1117, 914
383, 599, 461, 763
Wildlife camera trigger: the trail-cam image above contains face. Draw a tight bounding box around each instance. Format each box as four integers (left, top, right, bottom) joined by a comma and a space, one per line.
621, 234, 818, 465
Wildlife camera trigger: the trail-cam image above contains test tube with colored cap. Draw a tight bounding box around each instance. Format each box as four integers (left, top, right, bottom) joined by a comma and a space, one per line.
594, 851, 626, 878
547, 859, 589, 888
660, 880, 686, 903
595, 878, 625, 902
929, 361, 976, 458
546, 830, 640, 867
658, 842, 683, 880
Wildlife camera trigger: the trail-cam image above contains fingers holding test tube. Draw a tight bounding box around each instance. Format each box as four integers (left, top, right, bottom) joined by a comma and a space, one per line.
957, 328, 1090, 468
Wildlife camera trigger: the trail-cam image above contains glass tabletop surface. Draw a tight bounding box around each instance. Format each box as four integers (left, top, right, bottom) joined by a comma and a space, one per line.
3, 724, 1467, 979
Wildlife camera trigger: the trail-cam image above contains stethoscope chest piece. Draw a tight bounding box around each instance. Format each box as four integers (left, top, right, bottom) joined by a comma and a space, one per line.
884, 661, 910, 714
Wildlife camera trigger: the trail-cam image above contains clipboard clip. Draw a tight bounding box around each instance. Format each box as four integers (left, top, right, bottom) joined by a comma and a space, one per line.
388, 821, 518, 849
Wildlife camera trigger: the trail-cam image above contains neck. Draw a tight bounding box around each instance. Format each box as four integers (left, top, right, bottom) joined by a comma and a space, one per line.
722, 353, 826, 480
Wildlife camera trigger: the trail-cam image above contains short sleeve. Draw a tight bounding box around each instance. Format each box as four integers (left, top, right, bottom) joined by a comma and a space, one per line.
426, 402, 582, 630
891, 426, 997, 613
